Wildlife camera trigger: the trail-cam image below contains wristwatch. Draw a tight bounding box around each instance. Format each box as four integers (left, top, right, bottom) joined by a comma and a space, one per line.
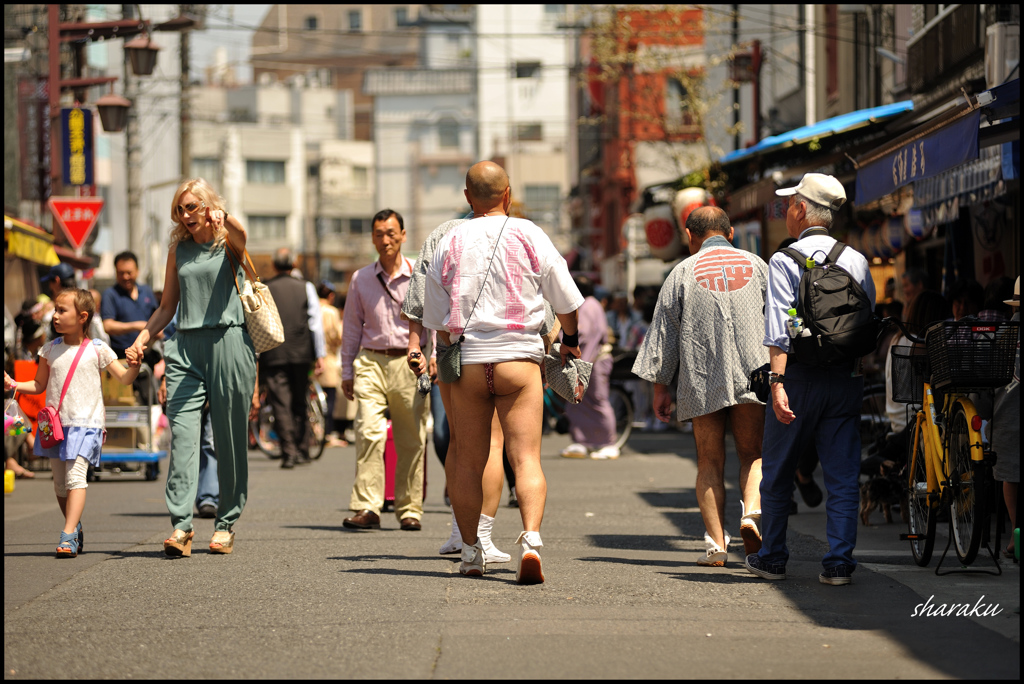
769, 372, 785, 385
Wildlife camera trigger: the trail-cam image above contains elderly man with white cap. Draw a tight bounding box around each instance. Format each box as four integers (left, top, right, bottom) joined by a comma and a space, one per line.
745, 173, 875, 586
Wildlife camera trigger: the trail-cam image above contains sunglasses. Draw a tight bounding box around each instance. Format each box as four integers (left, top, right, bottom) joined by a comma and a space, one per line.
176, 200, 206, 218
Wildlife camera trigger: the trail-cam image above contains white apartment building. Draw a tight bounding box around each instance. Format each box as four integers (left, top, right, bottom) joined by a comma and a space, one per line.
475, 4, 573, 249
363, 69, 476, 253
190, 81, 377, 278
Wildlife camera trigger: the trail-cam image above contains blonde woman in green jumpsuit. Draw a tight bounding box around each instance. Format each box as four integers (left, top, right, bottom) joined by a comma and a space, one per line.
127, 178, 259, 557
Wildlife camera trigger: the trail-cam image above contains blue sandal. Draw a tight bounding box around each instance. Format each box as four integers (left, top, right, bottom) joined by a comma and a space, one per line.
56, 529, 80, 558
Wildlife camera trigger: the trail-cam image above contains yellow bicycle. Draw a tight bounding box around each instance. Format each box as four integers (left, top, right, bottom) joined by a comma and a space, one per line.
888, 317, 1018, 569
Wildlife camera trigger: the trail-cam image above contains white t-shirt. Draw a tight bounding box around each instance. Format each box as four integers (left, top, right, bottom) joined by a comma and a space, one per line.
38, 337, 118, 429
424, 215, 584, 364
884, 334, 911, 433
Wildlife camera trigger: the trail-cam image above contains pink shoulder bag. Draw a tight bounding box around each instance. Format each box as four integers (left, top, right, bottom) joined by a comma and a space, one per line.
37, 341, 91, 449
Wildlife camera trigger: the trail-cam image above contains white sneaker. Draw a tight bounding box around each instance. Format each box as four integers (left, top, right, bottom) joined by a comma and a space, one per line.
697, 531, 731, 567
478, 513, 511, 563
459, 539, 485, 577
439, 511, 462, 555
515, 531, 545, 585
590, 445, 620, 460
560, 443, 588, 459
740, 509, 762, 556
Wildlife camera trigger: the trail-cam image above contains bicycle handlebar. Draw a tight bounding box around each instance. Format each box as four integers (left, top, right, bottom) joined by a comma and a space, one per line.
879, 316, 926, 346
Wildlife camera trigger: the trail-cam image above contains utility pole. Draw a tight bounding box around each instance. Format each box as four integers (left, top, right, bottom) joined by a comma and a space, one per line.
124, 5, 145, 279
732, 4, 740, 152
805, 5, 816, 126
179, 4, 190, 180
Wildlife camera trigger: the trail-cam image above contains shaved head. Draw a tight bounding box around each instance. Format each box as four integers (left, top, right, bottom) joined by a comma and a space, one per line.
465, 161, 510, 202
685, 206, 730, 238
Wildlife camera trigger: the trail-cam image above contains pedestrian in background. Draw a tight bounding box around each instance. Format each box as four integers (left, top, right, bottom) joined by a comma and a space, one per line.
101, 251, 162, 403
747, 173, 874, 586
127, 177, 259, 557
260, 248, 326, 469
561, 275, 619, 460
317, 280, 347, 448
341, 209, 428, 532
633, 206, 768, 567
6, 289, 140, 557
86, 290, 110, 345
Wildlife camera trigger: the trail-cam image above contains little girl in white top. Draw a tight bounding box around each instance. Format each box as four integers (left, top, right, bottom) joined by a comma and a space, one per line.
5, 288, 139, 558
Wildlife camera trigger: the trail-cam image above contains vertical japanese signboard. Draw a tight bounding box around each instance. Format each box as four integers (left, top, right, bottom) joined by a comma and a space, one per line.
61, 107, 94, 186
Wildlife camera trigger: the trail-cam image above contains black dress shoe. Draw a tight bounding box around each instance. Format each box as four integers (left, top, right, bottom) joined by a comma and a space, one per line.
343, 510, 381, 529
400, 517, 421, 531
795, 475, 823, 507
281, 459, 295, 469
197, 503, 217, 519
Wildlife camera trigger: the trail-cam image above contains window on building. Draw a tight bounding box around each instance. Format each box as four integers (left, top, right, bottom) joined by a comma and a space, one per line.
543, 5, 566, 15
246, 160, 286, 184
664, 78, 688, 131
348, 10, 362, 32
191, 157, 221, 186
304, 15, 318, 30
395, 7, 410, 26
249, 215, 287, 240
352, 166, 368, 189
319, 217, 343, 236
349, 218, 369, 234
515, 61, 542, 79
524, 184, 561, 212
438, 117, 460, 148
515, 122, 543, 141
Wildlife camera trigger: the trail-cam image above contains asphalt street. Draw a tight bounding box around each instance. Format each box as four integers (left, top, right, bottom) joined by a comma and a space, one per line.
4, 427, 1020, 679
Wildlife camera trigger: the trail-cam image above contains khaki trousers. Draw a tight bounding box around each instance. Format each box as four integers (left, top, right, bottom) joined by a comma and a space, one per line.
349, 350, 428, 520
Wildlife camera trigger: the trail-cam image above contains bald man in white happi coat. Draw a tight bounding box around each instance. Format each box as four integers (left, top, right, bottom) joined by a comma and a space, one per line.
633, 206, 769, 567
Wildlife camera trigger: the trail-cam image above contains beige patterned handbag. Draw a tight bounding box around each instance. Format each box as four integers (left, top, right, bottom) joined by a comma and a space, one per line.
226, 245, 285, 353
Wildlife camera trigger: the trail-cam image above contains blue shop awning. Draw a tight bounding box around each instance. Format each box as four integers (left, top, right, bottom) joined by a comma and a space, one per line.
719, 101, 914, 165
855, 108, 980, 206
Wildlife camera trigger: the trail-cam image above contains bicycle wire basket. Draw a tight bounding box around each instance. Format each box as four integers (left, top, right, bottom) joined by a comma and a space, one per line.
890, 344, 930, 404
925, 320, 1019, 392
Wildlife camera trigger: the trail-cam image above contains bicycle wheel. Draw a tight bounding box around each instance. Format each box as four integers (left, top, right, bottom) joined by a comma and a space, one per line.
948, 404, 984, 565
609, 386, 634, 449
251, 389, 282, 458
906, 416, 936, 567
307, 383, 327, 460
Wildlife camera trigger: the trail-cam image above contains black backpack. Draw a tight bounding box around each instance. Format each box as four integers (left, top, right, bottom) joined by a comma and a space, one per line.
782, 241, 878, 367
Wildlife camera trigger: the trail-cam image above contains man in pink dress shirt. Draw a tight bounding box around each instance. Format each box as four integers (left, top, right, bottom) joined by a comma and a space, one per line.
341, 209, 428, 532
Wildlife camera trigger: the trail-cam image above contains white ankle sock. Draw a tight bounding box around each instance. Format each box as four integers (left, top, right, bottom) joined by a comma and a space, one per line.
439, 511, 462, 555
478, 513, 511, 563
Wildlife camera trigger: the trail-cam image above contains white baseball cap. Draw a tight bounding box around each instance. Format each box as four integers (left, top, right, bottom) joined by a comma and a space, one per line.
1005, 276, 1020, 307
776, 173, 847, 210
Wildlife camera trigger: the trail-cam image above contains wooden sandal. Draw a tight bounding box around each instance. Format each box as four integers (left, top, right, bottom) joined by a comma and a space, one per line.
209, 530, 235, 554
163, 529, 194, 558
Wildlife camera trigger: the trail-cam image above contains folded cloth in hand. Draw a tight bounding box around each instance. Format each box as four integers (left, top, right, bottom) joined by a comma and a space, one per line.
544, 343, 593, 404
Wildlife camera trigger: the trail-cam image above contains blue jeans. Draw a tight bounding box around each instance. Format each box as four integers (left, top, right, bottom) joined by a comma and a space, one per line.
758, 362, 862, 569
196, 405, 218, 509
430, 382, 449, 466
